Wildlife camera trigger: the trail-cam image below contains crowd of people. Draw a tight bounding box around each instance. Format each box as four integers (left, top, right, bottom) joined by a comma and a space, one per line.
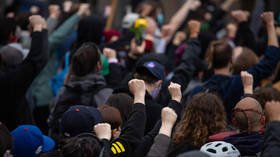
0, 0, 280, 156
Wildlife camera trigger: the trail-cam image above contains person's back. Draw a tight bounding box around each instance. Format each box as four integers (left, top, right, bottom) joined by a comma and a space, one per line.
189, 21, 280, 120
224, 97, 265, 156
169, 93, 227, 157
48, 43, 112, 139
188, 40, 240, 120
0, 16, 48, 129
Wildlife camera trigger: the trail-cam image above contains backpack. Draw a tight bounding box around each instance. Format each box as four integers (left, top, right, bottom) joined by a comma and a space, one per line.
48, 84, 112, 140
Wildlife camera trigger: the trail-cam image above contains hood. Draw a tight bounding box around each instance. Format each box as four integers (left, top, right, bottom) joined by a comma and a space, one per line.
67, 73, 106, 92
224, 132, 264, 156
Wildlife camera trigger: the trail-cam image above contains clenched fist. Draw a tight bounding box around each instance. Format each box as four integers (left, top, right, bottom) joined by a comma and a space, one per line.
159, 107, 178, 136
261, 12, 274, 27
161, 107, 178, 127
240, 71, 253, 94
77, 3, 90, 17
94, 123, 112, 140
188, 20, 201, 38
129, 79, 146, 104
168, 82, 182, 102
231, 10, 250, 23
29, 15, 46, 32
103, 48, 117, 60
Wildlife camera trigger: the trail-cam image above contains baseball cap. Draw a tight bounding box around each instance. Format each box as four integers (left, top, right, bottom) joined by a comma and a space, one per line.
136, 61, 165, 80
61, 105, 103, 137
11, 125, 55, 157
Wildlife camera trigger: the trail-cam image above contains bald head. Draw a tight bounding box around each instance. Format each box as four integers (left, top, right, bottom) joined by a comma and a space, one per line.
233, 97, 264, 132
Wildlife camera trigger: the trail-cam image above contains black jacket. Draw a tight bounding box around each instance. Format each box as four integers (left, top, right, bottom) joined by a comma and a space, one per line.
262, 121, 280, 157
167, 139, 198, 157
224, 132, 263, 156
113, 87, 162, 134
100, 103, 146, 157
133, 100, 183, 157
0, 30, 48, 130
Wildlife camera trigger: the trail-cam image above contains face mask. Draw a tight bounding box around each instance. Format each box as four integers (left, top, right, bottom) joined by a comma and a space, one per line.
150, 84, 161, 99
157, 13, 164, 26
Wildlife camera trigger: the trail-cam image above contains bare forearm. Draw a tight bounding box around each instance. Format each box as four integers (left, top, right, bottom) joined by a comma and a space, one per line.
267, 24, 279, 47
221, 0, 235, 11
159, 124, 173, 137
170, 2, 190, 27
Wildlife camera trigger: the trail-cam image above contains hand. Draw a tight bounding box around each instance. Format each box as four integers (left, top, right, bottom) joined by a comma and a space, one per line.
168, 82, 182, 102
159, 107, 177, 136
265, 101, 280, 122
29, 15, 47, 31
161, 107, 178, 127
129, 39, 146, 56
77, 3, 90, 17
240, 71, 253, 94
49, 4, 61, 19
231, 10, 250, 23
94, 123, 112, 140
261, 12, 274, 27
173, 31, 186, 46
63, 1, 73, 13
103, 48, 117, 60
30, 5, 40, 14
128, 79, 146, 104
226, 23, 237, 38
187, 0, 201, 11
188, 20, 201, 38
161, 24, 176, 40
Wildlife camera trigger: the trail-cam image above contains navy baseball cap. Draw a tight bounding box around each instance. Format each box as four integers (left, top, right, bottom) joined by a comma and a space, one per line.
11, 125, 55, 157
136, 61, 165, 80
61, 105, 103, 137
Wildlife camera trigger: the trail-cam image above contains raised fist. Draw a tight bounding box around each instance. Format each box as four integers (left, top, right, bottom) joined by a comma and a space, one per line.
103, 48, 117, 60
261, 12, 274, 26
29, 15, 46, 31
49, 4, 61, 19
168, 82, 182, 102
240, 71, 253, 94
161, 107, 178, 127
129, 79, 146, 96
94, 123, 112, 140
188, 20, 201, 38
77, 3, 90, 16
130, 38, 146, 56
231, 10, 250, 23
226, 23, 237, 38
173, 31, 186, 46
265, 101, 280, 122
161, 24, 176, 39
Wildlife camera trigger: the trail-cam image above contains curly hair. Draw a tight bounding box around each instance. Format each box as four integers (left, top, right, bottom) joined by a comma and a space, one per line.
172, 93, 226, 147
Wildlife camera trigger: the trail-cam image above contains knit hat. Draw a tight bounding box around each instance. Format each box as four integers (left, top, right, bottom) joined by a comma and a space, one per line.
0, 45, 23, 66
